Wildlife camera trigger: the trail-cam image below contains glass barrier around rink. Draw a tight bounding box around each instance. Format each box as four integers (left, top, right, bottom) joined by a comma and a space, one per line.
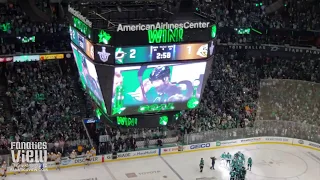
183, 120, 320, 145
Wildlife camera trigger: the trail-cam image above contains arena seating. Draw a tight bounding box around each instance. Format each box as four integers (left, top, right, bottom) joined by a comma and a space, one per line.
0, 0, 319, 158
194, 0, 320, 30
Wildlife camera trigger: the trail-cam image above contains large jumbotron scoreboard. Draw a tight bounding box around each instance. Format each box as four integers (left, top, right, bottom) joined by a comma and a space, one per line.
69, 6, 216, 127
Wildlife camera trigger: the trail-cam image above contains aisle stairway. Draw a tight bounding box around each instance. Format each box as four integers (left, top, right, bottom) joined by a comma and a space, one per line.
58, 59, 92, 118
0, 64, 12, 120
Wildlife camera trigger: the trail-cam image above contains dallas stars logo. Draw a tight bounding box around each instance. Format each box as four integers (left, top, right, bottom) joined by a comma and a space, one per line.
98, 30, 111, 44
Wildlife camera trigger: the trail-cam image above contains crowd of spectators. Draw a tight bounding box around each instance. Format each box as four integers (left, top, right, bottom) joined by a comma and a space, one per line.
0, 3, 69, 55
181, 46, 320, 133
2, 61, 90, 155
0, 0, 319, 160
194, 0, 320, 30
258, 79, 320, 125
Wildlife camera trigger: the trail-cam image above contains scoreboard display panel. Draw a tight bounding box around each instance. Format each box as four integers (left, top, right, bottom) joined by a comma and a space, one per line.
111, 61, 207, 116
68, 13, 217, 126
71, 43, 107, 114
115, 42, 210, 64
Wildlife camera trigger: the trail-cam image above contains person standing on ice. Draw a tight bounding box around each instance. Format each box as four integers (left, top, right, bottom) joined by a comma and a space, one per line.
199, 158, 204, 172
247, 157, 253, 171
210, 156, 217, 170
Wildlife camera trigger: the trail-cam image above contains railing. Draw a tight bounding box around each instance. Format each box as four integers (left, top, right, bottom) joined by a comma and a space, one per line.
183, 120, 320, 145
0, 51, 73, 62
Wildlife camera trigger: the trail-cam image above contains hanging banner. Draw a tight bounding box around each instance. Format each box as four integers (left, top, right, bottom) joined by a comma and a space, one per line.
13, 55, 40, 62
0, 57, 13, 62
40, 54, 64, 60
221, 43, 320, 56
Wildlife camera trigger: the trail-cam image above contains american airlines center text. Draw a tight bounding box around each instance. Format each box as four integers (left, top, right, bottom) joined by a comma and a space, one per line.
11, 142, 48, 163
117, 22, 210, 32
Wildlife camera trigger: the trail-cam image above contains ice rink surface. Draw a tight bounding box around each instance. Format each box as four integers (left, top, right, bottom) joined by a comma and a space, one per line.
5, 144, 320, 180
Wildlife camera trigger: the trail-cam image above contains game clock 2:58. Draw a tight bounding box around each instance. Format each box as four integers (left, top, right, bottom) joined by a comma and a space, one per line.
156, 52, 172, 59
152, 45, 174, 61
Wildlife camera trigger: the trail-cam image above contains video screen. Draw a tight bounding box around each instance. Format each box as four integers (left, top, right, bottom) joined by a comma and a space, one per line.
71, 43, 107, 113
111, 61, 207, 116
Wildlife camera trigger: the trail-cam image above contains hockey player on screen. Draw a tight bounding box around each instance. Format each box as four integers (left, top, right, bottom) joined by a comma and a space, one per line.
129, 66, 190, 103
81, 57, 103, 101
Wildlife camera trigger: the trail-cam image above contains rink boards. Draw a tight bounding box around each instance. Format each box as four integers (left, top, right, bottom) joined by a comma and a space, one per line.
4, 136, 320, 175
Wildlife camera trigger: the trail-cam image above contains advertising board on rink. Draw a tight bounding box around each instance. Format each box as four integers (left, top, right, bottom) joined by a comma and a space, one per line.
185, 143, 213, 151
5, 136, 320, 173
131, 149, 158, 157
161, 147, 179, 154
264, 137, 291, 142
74, 156, 100, 164
292, 139, 320, 150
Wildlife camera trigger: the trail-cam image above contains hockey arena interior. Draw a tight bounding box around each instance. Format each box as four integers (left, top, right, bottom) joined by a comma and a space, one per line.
0, 0, 320, 180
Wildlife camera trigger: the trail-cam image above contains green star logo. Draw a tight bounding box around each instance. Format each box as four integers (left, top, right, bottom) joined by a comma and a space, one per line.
98, 30, 111, 44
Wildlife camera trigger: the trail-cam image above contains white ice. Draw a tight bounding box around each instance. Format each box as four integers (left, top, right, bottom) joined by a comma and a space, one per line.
4, 144, 320, 180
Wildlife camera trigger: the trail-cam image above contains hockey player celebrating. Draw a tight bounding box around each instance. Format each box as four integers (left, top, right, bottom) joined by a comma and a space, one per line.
226, 152, 232, 166
55, 152, 61, 171
199, 158, 204, 172
240, 166, 247, 179
221, 152, 226, 166
247, 157, 253, 171
230, 168, 236, 180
